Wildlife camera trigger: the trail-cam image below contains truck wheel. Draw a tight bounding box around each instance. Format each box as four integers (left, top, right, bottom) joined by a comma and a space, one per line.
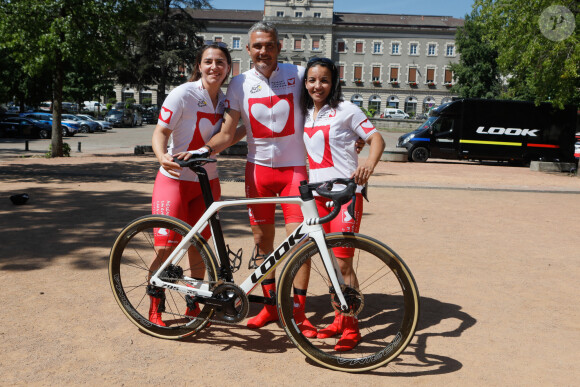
411, 146, 429, 162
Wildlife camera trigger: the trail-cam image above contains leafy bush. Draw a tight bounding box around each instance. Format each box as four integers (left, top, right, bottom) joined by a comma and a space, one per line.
46, 143, 71, 158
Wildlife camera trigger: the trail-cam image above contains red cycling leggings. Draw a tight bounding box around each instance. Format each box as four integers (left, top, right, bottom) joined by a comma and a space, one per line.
152, 172, 221, 246
245, 162, 307, 225
315, 193, 363, 258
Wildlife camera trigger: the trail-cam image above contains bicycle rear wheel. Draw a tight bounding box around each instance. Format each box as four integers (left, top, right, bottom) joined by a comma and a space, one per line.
277, 233, 420, 372
108, 214, 218, 339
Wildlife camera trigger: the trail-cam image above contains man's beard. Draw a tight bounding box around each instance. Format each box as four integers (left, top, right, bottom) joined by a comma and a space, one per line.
254, 60, 274, 74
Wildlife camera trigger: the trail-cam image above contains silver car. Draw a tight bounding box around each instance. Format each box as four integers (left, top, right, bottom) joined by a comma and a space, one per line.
62, 114, 100, 133
76, 114, 112, 132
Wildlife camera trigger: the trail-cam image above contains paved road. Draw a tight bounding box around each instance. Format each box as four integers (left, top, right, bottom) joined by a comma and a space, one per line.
0, 124, 403, 161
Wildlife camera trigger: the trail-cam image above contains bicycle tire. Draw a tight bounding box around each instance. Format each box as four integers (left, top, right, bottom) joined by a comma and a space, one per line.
108, 214, 218, 339
277, 232, 420, 372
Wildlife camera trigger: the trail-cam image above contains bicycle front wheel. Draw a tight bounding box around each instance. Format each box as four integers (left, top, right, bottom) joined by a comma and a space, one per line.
108, 215, 218, 339
277, 233, 420, 372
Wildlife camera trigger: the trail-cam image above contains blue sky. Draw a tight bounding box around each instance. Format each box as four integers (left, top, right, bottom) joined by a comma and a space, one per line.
209, 0, 474, 19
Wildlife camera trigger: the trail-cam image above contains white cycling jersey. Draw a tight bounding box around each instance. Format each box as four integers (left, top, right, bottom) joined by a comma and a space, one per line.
157, 79, 225, 181
226, 63, 306, 168
304, 101, 377, 192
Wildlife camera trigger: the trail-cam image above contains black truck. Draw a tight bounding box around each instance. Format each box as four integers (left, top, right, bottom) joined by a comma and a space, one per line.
397, 99, 577, 164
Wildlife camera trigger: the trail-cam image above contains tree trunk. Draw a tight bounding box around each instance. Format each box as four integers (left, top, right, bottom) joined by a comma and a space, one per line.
51, 55, 64, 158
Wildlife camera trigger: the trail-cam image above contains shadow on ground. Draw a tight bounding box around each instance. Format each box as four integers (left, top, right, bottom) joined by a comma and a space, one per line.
0, 157, 250, 271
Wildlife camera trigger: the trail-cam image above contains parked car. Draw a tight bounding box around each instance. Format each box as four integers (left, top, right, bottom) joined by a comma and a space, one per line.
82, 101, 107, 113
38, 101, 78, 114
105, 109, 136, 127
21, 112, 80, 137
383, 108, 409, 119
141, 106, 160, 124
0, 117, 51, 139
76, 114, 112, 131
575, 132, 580, 160
62, 114, 99, 133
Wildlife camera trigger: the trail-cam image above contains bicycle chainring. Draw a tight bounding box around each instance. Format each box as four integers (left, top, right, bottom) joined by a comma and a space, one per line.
211, 283, 249, 323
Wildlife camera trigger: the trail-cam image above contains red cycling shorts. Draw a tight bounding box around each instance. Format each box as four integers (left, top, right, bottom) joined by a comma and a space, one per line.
152, 172, 221, 246
245, 162, 307, 225
315, 193, 363, 258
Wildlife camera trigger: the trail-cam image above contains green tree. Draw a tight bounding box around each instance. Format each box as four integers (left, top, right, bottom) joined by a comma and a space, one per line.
450, 10, 503, 99
0, 1, 140, 157
116, 1, 212, 106
475, 0, 580, 108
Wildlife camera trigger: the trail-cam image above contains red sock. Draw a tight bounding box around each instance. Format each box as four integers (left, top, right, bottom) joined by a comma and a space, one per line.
293, 289, 317, 338
247, 280, 279, 329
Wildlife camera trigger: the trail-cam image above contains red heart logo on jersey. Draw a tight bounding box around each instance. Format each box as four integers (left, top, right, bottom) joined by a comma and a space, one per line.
359, 118, 375, 134
248, 94, 295, 138
187, 112, 223, 151
159, 107, 173, 124
304, 124, 333, 169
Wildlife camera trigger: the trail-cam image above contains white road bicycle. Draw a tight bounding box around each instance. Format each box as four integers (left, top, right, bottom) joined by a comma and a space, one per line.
108, 156, 420, 372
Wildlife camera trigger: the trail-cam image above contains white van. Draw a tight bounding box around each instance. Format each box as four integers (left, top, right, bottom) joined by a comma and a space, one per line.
83, 101, 107, 113
383, 108, 409, 119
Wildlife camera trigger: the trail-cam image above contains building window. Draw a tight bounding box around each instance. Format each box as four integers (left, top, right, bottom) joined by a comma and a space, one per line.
405, 97, 417, 115
355, 41, 364, 54
387, 96, 399, 108
311, 38, 320, 51
446, 45, 455, 56
445, 68, 453, 84
354, 65, 363, 82
391, 42, 400, 55
351, 94, 363, 107
390, 67, 399, 83
277, 11, 284, 17
293, 61, 302, 66
231, 61, 241, 77
214, 36, 222, 43
232, 37, 241, 50
295, 12, 303, 17
294, 38, 302, 51
408, 67, 418, 85
369, 95, 381, 113
336, 40, 346, 53
372, 66, 381, 82
373, 42, 382, 54
314, 12, 321, 18
279, 38, 285, 50
338, 64, 345, 81
426, 68, 435, 83
409, 43, 418, 56
428, 43, 437, 56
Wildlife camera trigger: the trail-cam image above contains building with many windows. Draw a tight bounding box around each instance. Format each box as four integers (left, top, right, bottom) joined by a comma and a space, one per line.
116, 0, 463, 117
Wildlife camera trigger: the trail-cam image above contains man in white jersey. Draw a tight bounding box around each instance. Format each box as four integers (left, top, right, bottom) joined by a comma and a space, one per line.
199, 21, 316, 336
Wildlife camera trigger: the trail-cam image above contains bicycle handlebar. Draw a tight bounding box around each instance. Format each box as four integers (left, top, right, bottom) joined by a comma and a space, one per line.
300, 178, 358, 225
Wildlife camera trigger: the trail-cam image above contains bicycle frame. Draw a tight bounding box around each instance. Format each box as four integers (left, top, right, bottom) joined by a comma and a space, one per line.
149, 195, 350, 311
